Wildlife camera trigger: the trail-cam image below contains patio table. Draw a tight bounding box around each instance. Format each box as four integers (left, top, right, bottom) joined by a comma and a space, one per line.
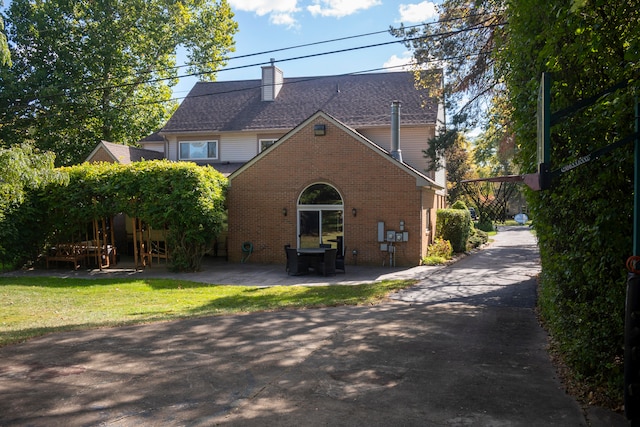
296, 248, 336, 276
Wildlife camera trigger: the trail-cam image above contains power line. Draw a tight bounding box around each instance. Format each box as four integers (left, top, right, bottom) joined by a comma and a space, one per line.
68, 51, 495, 112
0, 18, 505, 122
1, 8, 501, 98
12, 20, 506, 107
106, 12, 499, 81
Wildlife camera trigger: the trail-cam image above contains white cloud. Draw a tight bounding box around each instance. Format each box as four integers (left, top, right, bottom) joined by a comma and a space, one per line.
230, 0, 299, 16
383, 51, 415, 71
307, 0, 382, 18
229, 0, 300, 27
398, 1, 438, 23
270, 12, 299, 28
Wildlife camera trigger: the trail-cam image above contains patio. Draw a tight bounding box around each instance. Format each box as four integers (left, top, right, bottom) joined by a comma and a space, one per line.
5, 255, 442, 287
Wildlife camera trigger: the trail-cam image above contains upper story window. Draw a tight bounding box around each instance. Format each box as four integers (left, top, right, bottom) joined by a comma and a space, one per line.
259, 138, 277, 152
179, 141, 218, 160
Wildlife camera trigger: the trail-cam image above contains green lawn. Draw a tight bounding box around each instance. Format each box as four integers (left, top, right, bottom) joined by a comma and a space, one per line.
0, 276, 415, 347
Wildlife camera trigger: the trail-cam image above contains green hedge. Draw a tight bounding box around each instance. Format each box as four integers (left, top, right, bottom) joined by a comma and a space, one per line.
436, 208, 471, 253
2, 161, 227, 272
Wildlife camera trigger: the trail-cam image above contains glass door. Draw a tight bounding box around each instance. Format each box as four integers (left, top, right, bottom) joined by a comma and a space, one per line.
322, 210, 343, 249
298, 209, 343, 249
299, 210, 320, 248
297, 183, 344, 252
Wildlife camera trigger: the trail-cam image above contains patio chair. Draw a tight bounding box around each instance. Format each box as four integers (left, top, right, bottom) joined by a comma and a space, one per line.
317, 248, 337, 276
284, 244, 291, 272
335, 246, 346, 273
286, 247, 309, 276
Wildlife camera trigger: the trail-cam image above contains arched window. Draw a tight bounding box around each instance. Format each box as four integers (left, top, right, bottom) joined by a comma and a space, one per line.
297, 183, 344, 252
299, 183, 342, 205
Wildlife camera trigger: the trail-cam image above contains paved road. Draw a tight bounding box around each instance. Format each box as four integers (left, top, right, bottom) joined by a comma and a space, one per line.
0, 227, 627, 426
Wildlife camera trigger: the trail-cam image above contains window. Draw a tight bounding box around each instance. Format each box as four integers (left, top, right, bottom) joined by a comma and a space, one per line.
179, 141, 218, 160
298, 183, 344, 250
259, 138, 277, 152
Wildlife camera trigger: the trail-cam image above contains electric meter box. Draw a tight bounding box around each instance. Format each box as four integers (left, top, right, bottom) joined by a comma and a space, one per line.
386, 230, 409, 242
377, 222, 385, 242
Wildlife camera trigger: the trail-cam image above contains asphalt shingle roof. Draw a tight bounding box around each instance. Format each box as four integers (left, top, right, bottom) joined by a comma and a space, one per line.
96, 141, 165, 164
162, 71, 438, 133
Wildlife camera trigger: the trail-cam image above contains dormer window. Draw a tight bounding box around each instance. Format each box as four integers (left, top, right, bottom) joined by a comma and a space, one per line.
259, 138, 278, 152
179, 141, 218, 160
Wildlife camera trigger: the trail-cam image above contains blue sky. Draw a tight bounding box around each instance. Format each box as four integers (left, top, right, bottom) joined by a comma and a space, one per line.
1, 0, 440, 100
173, 0, 439, 99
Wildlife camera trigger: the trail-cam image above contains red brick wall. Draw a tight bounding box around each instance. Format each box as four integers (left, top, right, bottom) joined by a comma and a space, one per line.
228, 115, 440, 267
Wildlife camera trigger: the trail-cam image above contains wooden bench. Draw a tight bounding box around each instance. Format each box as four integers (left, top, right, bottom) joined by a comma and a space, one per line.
46, 243, 86, 270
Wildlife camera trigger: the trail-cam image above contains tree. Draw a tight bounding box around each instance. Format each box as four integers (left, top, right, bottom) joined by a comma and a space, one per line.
502, 0, 639, 403
391, 0, 506, 132
0, 0, 237, 165
473, 93, 515, 177
0, 143, 66, 218
443, 132, 473, 204
391, 0, 514, 200
395, 0, 640, 403
0, 143, 67, 266
0, 1, 9, 67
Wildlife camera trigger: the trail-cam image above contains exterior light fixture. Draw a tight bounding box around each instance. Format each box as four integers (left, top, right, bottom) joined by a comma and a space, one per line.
314, 124, 326, 136
283, 208, 287, 216
352, 208, 357, 217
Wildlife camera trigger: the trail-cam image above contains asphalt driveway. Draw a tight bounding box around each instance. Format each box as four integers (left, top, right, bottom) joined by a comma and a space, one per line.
0, 227, 627, 426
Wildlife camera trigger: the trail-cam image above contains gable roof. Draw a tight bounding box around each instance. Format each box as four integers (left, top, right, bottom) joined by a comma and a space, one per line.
229, 110, 443, 190
162, 71, 439, 134
85, 140, 165, 164
138, 131, 164, 143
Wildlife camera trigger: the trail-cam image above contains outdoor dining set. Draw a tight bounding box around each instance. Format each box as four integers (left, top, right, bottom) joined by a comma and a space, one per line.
285, 245, 346, 276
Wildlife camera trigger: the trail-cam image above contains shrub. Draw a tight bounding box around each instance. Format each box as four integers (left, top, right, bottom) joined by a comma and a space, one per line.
468, 228, 488, 249
436, 208, 471, 253
422, 256, 448, 265
450, 200, 467, 210
476, 218, 494, 232
35, 161, 228, 272
427, 237, 453, 259
423, 238, 452, 265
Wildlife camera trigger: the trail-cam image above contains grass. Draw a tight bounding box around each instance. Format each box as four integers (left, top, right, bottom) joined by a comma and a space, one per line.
0, 276, 416, 347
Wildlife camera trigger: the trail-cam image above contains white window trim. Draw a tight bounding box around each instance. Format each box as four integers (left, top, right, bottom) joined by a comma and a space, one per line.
258, 138, 278, 153
179, 140, 218, 160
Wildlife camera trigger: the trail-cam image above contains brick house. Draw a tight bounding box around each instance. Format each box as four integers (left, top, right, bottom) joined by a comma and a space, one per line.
125, 64, 447, 266
228, 110, 444, 266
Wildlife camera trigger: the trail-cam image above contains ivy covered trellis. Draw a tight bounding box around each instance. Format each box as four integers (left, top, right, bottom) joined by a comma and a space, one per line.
39, 160, 228, 272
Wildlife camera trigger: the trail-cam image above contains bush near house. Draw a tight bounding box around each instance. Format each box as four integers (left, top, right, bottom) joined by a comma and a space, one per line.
423, 237, 453, 265
1, 161, 227, 272
0, 144, 68, 269
475, 218, 495, 233
468, 228, 489, 249
436, 203, 472, 253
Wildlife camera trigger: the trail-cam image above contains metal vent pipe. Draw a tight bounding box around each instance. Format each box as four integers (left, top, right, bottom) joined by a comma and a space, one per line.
391, 100, 402, 162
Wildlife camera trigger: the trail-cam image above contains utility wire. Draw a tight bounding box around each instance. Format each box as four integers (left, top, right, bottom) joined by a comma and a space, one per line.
8, 19, 506, 109
0, 18, 505, 122
96, 11, 500, 81
43, 51, 495, 114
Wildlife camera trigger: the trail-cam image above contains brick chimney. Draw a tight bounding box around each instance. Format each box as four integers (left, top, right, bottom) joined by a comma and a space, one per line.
261, 59, 283, 101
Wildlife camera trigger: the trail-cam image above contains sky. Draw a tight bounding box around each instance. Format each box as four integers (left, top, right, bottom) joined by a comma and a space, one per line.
173, 0, 440, 100
1, 0, 441, 101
